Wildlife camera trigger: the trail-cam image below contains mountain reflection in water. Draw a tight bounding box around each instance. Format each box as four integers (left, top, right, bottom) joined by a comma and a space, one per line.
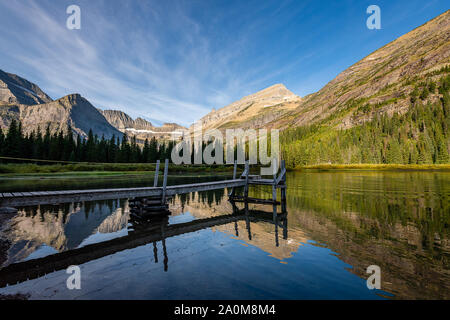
0, 171, 448, 299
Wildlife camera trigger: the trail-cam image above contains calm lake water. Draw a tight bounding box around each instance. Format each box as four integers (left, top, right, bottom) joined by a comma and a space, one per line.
0, 171, 449, 299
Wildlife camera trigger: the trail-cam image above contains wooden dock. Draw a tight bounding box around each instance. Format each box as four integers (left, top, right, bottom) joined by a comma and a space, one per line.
0, 159, 287, 209
0, 179, 247, 207
0, 159, 289, 287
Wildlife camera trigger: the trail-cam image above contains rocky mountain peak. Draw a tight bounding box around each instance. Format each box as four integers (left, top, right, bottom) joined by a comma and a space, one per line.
194, 83, 301, 131
0, 69, 53, 105
99, 109, 153, 131
98, 109, 186, 141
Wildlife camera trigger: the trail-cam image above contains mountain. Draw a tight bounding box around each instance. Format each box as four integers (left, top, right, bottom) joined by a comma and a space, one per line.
0, 70, 52, 105
194, 83, 301, 131
0, 94, 122, 139
0, 68, 185, 142
99, 109, 186, 140
276, 10, 450, 167
99, 109, 154, 131
193, 10, 449, 167
199, 10, 449, 133
275, 9, 450, 130
0, 69, 122, 139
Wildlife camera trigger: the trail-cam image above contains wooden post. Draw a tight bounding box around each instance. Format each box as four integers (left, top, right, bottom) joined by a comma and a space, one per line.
153, 160, 160, 187
272, 158, 277, 205
272, 158, 278, 221
274, 212, 279, 247
280, 159, 287, 213
244, 160, 249, 200
228, 160, 237, 198
162, 159, 169, 203
272, 184, 277, 204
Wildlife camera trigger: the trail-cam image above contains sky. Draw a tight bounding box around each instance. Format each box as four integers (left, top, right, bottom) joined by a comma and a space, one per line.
0, 0, 448, 126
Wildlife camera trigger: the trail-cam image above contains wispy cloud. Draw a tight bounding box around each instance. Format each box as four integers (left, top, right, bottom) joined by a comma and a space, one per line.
2, 0, 446, 126
0, 0, 263, 126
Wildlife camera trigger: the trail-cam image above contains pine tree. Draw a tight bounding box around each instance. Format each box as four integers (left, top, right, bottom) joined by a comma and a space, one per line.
142, 138, 150, 163
63, 127, 75, 161
120, 133, 131, 163
34, 127, 43, 159
386, 139, 403, 163
0, 127, 4, 158
5, 119, 21, 158
86, 129, 96, 162
436, 136, 449, 164
108, 135, 117, 163
149, 137, 158, 162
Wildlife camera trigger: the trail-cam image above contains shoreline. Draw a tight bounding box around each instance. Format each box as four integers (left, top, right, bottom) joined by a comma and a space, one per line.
0, 163, 236, 177
293, 164, 450, 171
0, 170, 234, 179
1, 163, 450, 178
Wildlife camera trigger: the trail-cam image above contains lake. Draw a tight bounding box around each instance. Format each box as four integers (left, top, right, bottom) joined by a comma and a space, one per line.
0, 171, 449, 299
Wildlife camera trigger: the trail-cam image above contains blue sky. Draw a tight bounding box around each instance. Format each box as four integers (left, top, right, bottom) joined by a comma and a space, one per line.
0, 0, 448, 126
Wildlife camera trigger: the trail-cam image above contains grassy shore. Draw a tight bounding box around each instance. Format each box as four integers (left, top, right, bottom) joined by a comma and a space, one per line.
0, 163, 236, 176
294, 164, 450, 171
1, 162, 450, 177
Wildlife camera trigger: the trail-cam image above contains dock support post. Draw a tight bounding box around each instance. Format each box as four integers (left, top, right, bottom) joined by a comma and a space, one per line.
280, 160, 287, 213
272, 158, 278, 221
244, 160, 249, 200
153, 160, 160, 187
162, 159, 169, 204
274, 210, 279, 247
228, 160, 237, 198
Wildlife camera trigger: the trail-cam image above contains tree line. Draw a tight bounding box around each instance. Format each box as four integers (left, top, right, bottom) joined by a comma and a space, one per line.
0, 121, 253, 165
0, 122, 176, 163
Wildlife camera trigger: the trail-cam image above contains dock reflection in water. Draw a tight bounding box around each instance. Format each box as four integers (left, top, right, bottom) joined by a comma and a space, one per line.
0, 171, 448, 300
0, 190, 298, 299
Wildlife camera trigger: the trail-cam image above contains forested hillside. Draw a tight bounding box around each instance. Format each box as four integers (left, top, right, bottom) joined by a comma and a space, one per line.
281, 70, 450, 168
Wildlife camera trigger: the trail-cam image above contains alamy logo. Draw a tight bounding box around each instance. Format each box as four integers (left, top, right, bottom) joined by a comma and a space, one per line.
66, 265, 81, 290
66, 5, 81, 30
366, 5, 381, 30
366, 265, 381, 289
171, 123, 280, 175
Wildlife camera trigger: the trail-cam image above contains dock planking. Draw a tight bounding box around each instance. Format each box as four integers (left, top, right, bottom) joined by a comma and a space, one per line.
0, 179, 248, 207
